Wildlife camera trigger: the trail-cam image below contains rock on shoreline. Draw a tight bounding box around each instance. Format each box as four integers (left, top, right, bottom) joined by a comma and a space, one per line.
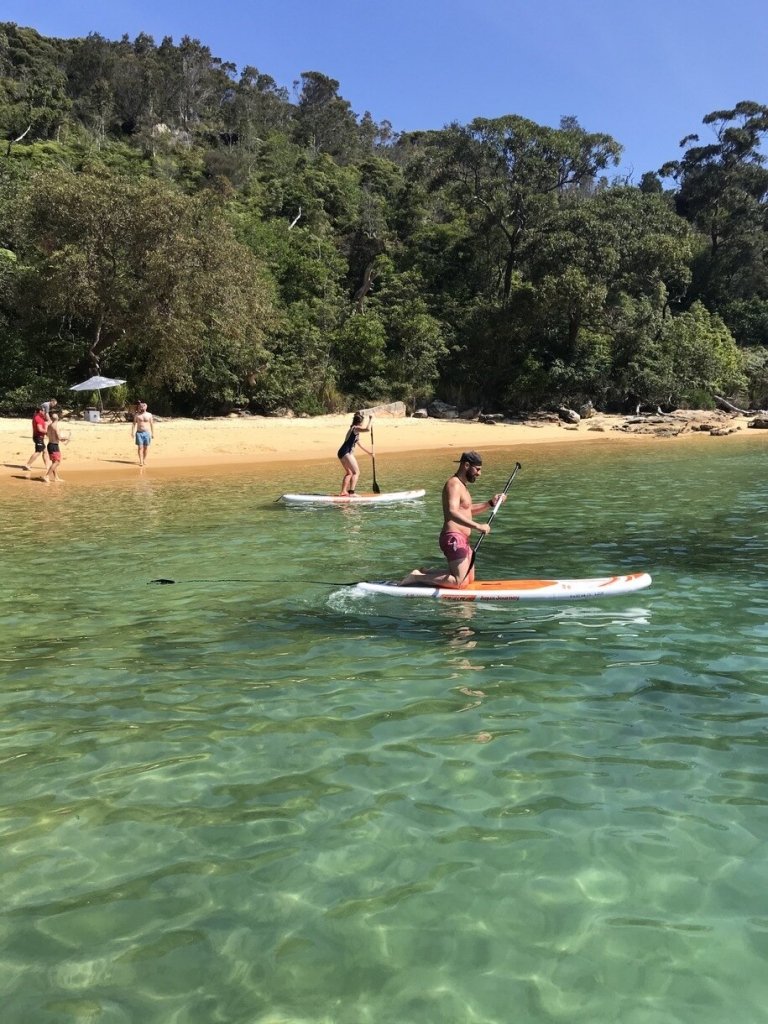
410, 404, 762, 438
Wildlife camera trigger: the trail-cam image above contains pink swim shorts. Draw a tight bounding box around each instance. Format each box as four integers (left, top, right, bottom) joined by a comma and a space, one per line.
439, 530, 471, 561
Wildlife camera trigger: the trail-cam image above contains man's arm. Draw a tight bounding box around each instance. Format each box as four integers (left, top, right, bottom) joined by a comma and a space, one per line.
470, 500, 491, 515
471, 493, 507, 515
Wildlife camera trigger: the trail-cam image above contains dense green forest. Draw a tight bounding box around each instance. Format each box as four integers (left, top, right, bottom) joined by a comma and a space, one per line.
1, 22, 767, 415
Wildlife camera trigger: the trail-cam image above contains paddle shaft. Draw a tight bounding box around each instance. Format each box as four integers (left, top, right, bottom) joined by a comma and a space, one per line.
466, 461, 522, 577
370, 421, 381, 493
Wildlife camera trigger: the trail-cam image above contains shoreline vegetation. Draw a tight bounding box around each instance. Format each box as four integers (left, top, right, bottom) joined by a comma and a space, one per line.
1, 407, 764, 489
1, 26, 767, 430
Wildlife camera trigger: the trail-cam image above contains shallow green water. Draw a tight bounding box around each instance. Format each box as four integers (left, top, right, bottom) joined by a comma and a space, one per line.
2, 437, 767, 1024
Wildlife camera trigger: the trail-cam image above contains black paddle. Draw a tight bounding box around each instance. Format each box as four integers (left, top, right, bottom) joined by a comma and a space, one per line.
463, 461, 522, 581
370, 421, 381, 494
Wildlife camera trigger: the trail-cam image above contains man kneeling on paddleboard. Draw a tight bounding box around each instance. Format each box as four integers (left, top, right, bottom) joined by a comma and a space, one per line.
401, 451, 506, 588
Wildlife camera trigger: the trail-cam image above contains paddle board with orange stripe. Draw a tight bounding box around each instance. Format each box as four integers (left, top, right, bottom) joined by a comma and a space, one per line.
355, 573, 652, 601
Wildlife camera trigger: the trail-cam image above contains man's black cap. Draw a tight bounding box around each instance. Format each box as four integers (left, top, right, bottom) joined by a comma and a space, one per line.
455, 451, 483, 466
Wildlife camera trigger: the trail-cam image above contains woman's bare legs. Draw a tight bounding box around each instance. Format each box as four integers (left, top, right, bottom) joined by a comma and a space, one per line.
339, 453, 360, 494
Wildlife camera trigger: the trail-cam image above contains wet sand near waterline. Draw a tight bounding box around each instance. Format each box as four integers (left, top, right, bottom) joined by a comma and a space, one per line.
0, 411, 759, 488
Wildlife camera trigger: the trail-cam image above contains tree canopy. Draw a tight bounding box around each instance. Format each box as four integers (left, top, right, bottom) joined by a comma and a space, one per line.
0, 22, 766, 413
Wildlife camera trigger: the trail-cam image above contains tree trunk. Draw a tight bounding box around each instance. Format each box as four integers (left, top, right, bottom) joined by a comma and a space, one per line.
86, 315, 118, 375
354, 262, 376, 312
714, 394, 749, 414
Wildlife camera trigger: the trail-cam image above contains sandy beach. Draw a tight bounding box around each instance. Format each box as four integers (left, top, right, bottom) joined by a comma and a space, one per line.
0, 408, 760, 487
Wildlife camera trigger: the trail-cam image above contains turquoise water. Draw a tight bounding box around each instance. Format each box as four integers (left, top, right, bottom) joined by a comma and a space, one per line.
1, 437, 767, 1024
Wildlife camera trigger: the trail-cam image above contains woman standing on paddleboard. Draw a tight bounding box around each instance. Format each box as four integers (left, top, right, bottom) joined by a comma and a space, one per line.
337, 412, 373, 495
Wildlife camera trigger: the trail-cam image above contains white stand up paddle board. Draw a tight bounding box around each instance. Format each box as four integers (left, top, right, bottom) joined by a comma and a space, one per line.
279, 490, 426, 505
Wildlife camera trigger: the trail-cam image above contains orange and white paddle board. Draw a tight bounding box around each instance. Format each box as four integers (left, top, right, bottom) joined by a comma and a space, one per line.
355, 573, 652, 601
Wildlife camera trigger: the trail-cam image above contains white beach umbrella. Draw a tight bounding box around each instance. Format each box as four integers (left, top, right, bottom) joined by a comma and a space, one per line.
70, 375, 127, 410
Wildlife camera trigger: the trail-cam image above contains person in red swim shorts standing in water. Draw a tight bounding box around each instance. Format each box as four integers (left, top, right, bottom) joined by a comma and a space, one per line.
401, 451, 506, 588
42, 413, 69, 484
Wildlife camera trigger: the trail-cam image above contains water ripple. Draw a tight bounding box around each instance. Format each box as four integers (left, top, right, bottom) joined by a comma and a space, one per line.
2, 442, 768, 1023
